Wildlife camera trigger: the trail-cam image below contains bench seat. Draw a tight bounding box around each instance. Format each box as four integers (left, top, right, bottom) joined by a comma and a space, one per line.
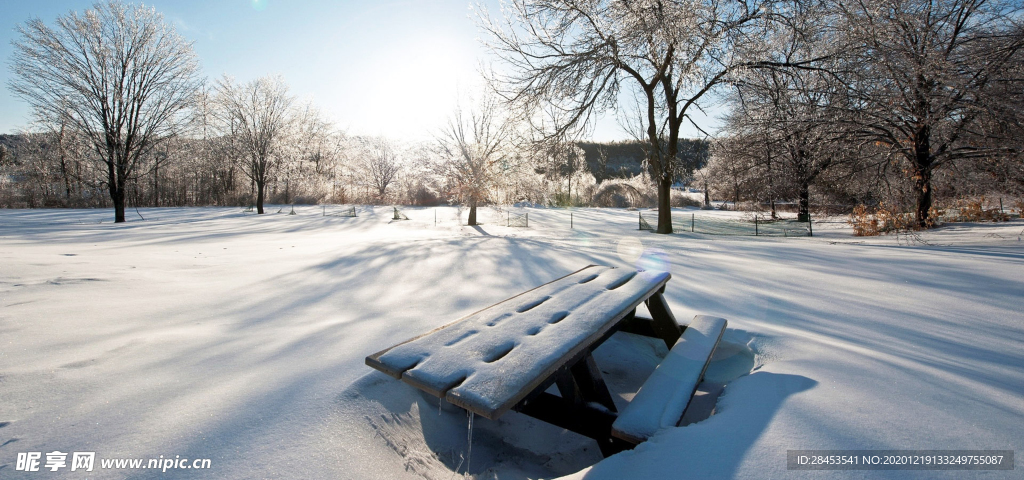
611, 315, 727, 444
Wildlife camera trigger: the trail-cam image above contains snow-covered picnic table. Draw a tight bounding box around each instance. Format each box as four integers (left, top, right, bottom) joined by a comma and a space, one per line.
366, 265, 725, 456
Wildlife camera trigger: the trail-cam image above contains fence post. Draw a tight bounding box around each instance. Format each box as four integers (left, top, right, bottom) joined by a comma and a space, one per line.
526, 212, 529, 228
808, 212, 813, 237
691, 213, 694, 233
508, 212, 510, 227
755, 216, 759, 236
639, 211, 642, 230
571, 212, 573, 229
323, 205, 325, 217
1000, 197, 1004, 213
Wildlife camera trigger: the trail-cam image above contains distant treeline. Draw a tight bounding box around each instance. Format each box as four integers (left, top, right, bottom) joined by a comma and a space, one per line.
0, 131, 708, 210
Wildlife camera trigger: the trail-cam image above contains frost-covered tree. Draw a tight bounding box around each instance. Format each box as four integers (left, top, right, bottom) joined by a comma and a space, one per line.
532, 140, 589, 206
8, 1, 201, 222
726, 65, 851, 220
353, 136, 401, 203
482, 0, 821, 233
435, 94, 513, 226
282, 103, 344, 203
215, 75, 294, 214
835, 0, 1024, 226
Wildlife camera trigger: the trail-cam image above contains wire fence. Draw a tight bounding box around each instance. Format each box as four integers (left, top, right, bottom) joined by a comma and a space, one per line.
638, 212, 655, 231
323, 205, 357, 217
258, 204, 817, 238
507, 212, 529, 227
674, 213, 812, 237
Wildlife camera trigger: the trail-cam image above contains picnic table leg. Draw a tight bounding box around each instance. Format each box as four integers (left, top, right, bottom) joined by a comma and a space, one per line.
517, 348, 628, 457
555, 372, 582, 405
570, 353, 618, 413
618, 307, 662, 338
515, 392, 633, 457
645, 292, 682, 348
555, 352, 617, 413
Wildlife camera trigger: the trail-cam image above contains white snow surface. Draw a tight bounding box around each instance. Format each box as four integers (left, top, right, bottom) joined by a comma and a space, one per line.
611, 315, 727, 444
1, 205, 1022, 479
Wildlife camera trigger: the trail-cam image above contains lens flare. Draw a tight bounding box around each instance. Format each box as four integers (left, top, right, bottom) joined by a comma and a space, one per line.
636, 248, 670, 273
616, 237, 644, 264
252, 0, 268, 12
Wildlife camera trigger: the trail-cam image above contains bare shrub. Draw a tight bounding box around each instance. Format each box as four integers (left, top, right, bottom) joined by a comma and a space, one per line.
671, 191, 701, 208
592, 175, 656, 208
849, 204, 923, 236
942, 197, 1011, 222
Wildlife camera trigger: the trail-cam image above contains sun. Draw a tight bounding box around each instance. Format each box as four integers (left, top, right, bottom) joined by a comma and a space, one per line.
355, 35, 481, 139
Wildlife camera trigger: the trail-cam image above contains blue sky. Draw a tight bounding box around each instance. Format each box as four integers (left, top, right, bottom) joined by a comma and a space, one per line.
1, 0, 711, 141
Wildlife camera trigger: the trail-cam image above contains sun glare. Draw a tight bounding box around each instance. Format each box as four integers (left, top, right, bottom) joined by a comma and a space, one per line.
351, 35, 479, 139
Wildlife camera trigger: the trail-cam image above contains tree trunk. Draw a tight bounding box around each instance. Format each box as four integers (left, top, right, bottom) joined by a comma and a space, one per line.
913, 165, 932, 228
656, 177, 673, 234
60, 156, 72, 202
256, 180, 265, 214
468, 199, 478, 226
567, 174, 572, 207
766, 140, 776, 219
153, 159, 160, 207
106, 154, 127, 223
112, 186, 126, 223
912, 125, 933, 228
798, 181, 810, 222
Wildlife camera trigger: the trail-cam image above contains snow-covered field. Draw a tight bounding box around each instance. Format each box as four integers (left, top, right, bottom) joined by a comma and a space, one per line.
1, 205, 1021, 479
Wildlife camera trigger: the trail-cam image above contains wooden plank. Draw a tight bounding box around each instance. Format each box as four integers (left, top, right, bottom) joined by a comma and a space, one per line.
611, 315, 728, 444
445, 269, 668, 419
569, 352, 618, 413
617, 314, 658, 338
514, 392, 633, 457
365, 264, 602, 377
555, 371, 583, 406
645, 292, 681, 348
511, 318, 625, 415
365, 265, 671, 420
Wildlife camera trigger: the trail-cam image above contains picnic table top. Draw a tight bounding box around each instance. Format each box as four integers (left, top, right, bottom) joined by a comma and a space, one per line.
365, 265, 671, 420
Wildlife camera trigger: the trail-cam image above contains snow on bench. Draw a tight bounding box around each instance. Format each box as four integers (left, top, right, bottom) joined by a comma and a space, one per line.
365, 265, 672, 420
611, 315, 727, 444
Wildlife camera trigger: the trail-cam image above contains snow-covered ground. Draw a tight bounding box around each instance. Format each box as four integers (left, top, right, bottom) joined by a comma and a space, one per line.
1, 205, 1021, 479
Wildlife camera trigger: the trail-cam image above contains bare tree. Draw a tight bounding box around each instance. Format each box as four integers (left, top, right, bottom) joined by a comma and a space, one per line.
9, 1, 201, 222
215, 75, 294, 214
293, 103, 341, 178
435, 94, 513, 226
533, 139, 588, 206
725, 64, 851, 220
355, 136, 401, 203
482, 0, 819, 233
278, 102, 344, 203
835, 0, 1024, 227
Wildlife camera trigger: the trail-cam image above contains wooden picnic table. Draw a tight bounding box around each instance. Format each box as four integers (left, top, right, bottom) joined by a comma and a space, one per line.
366, 264, 683, 456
